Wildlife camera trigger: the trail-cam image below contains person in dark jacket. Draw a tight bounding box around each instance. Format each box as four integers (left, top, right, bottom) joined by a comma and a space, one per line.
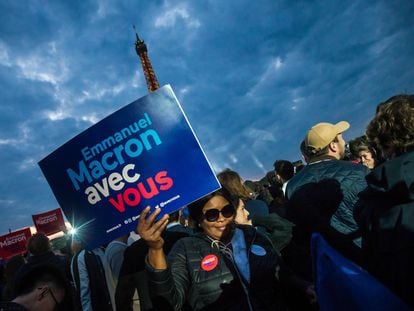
286, 121, 370, 245
1, 255, 26, 301
15, 233, 70, 285
355, 94, 414, 308
0, 264, 68, 311
284, 178, 364, 283
273, 160, 295, 197
115, 212, 190, 311
137, 188, 316, 311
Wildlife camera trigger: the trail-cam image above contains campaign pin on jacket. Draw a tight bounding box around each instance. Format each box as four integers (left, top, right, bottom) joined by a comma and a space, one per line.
201, 254, 218, 271
251, 244, 266, 256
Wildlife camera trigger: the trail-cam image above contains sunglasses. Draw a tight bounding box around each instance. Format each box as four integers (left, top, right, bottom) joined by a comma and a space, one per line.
203, 204, 235, 222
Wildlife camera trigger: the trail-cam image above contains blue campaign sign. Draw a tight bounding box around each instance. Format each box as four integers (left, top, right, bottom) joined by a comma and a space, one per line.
311, 233, 411, 311
39, 85, 221, 249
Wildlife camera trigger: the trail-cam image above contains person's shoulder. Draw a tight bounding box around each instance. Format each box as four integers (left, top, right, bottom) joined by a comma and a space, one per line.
288, 164, 313, 182
168, 234, 200, 246
336, 160, 365, 168
164, 229, 191, 240
238, 225, 276, 251
0, 301, 28, 311
236, 224, 257, 236
286, 164, 314, 190
166, 223, 194, 235
166, 235, 210, 259
336, 160, 370, 175
105, 240, 127, 254
246, 199, 267, 207
245, 199, 269, 217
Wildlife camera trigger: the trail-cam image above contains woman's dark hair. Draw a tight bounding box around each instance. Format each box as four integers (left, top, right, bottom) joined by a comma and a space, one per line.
348, 135, 378, 161
273, 160, 294, 181
366, 94, 414, 157
27, 232, 51, 255
216, 169, 252, 200
187, 187, 236, 224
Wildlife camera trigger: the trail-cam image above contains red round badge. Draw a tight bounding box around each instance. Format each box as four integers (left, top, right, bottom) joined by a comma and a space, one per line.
201, 254, 218, 271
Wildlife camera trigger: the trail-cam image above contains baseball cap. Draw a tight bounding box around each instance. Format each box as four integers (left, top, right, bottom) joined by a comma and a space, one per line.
305, 121, 350, 152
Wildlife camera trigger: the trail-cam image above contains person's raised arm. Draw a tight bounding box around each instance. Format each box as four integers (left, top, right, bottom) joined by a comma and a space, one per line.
137, 206, 169, 269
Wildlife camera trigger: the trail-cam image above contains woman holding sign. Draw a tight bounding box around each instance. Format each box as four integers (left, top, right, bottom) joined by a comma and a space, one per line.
137, 188, 315, 310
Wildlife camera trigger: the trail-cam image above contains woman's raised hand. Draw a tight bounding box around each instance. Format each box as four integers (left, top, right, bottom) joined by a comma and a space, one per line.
137, 206, 169, 250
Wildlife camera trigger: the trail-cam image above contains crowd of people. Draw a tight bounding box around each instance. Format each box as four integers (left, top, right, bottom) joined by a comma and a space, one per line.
0, 94, 413, 310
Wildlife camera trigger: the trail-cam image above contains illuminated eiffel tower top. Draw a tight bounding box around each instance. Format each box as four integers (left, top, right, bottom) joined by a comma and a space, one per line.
133, 26, 160, 93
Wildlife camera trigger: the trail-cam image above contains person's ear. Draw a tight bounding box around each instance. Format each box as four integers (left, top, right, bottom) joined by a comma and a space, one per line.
37, 287, 48, 301
329, 141, 338, 153
275, 173, 282, 183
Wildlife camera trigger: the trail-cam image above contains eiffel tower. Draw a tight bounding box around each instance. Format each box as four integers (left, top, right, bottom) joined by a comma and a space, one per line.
133, 26, 159, 93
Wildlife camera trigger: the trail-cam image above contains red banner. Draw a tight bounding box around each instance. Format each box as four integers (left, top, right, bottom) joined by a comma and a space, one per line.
32, 208, 66, 236
0, 228, 32, 260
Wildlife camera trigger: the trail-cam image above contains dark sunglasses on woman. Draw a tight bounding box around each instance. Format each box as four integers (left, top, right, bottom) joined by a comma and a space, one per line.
203, 204, 235, 222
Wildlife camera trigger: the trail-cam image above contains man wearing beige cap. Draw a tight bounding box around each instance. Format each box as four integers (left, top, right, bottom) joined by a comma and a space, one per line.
286, 121, 369, 248
304, 121, 350, 159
